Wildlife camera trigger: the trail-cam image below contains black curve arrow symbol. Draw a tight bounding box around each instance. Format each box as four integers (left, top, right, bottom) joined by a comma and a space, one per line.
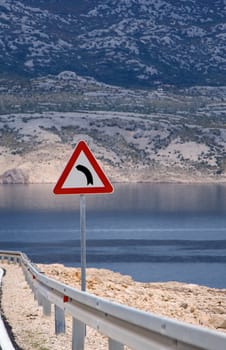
76, 164, 94, 185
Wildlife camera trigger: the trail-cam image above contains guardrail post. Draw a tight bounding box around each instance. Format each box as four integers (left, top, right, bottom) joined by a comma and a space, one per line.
54, 305, 65, 334
24, 270, 33, 289
37, 291, 43, 307
108, 338, 124, 350
72, 318, 85, 350
32, 283, 38, 301
42, 296, 51, 317
26, 274, 32, 288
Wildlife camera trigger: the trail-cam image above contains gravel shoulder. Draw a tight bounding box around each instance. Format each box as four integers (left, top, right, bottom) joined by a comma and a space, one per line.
0, 262, 226, 350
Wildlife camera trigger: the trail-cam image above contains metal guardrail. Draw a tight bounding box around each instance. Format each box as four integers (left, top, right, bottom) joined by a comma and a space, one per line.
0, 268, 15, 350
0, 250, 226, 350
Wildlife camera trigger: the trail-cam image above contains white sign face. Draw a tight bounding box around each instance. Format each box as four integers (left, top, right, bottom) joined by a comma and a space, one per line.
53, 140, 114, 195
62, 151, 104, 188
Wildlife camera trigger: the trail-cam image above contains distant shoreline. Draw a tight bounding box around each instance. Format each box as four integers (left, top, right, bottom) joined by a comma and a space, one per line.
1, 180, 226, 185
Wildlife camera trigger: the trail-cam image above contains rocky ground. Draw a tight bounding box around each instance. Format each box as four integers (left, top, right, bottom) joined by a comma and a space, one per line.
0, 263, 226, 350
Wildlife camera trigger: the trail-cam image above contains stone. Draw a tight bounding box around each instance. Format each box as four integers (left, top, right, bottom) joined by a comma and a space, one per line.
0, 168, 29, 184
209, 316, 226, 329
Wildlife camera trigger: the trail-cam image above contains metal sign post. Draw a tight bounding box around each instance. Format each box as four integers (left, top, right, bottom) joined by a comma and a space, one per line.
53, 140, 114, 293
54, 141, 113, 346
80, 194, 86, 292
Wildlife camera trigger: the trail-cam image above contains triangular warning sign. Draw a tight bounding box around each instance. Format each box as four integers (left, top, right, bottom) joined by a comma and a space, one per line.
53, 141, 114, 195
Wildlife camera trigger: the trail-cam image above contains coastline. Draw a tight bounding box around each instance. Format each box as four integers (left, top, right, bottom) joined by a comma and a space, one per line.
0, 160, 226, 185
0, 178, 226, 185
1, 263, 226, 350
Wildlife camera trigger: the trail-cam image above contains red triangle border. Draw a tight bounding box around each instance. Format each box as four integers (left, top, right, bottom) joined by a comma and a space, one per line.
53, 141, 114, 195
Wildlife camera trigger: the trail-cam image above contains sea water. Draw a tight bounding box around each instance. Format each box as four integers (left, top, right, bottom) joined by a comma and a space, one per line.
0, 183, 226, 288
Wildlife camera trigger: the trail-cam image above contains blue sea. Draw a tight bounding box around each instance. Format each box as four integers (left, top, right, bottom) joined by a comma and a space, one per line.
0, 183, 226, 288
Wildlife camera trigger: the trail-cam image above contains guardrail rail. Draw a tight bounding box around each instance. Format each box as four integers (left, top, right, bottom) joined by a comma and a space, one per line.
0, 250, 226, 350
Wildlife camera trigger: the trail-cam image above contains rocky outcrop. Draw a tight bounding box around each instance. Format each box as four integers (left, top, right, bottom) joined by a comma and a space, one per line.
40, 264, 226, 333
0, 168, 29, 184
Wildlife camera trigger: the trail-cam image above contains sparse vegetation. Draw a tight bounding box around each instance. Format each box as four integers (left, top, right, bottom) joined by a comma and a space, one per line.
0, 77, 226, 183
0, 75, 225, 117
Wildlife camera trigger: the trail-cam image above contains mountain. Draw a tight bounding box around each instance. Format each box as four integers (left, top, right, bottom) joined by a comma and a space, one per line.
1, 0, 226, 184
1, 0, 226, 87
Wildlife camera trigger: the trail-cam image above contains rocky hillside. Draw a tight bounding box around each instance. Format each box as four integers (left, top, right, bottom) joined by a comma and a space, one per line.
0, 0, 226, 87
0, 74, 226, 184
1, 0, 226, 183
